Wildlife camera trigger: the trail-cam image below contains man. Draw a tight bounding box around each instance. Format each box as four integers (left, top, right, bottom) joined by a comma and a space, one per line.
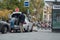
18, 12, 25, 32
10, 18, 16, 32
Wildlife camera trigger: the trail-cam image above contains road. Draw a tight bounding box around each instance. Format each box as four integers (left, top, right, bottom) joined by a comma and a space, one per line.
0, 29, 60, 40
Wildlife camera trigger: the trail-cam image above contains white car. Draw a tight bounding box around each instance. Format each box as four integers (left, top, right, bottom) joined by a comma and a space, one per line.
9, 12, 33, 32
23, 17, 33, 32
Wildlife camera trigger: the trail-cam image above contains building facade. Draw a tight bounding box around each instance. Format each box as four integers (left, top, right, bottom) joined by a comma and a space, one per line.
43, 0, 60, 22
43, 2, 52, 22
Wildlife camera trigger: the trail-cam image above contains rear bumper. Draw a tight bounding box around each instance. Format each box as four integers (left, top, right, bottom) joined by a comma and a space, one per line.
11, 25, 20, 30
13, 27, 20, 30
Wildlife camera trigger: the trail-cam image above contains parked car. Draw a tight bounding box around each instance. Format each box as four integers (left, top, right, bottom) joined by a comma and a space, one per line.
9, 12, 33, 32
0, 20, 10, 34
23, 17, 33, 32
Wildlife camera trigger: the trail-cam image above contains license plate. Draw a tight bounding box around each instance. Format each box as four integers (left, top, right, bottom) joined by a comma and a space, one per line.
14, 25, 19, 27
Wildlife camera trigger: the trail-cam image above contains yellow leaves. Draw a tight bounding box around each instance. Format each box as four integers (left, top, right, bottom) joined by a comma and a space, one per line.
0, 9, 13, 20
31, 16, 37, 21
0, 11, 4, 17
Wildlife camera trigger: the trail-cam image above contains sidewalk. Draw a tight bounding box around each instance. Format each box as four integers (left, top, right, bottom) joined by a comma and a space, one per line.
38, 29, 51, 32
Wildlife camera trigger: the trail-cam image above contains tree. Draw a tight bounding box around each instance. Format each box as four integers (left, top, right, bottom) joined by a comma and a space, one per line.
0, 0, 44, 21
0, 0, 34, 13
0, 0, 27, 12
30, 0, 44, 21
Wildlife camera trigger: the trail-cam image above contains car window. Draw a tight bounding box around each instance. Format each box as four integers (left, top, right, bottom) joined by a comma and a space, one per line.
12, 13, 20, 18
25, 18, 29, 23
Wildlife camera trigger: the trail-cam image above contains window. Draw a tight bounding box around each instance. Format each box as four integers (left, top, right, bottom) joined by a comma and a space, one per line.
12, 13, 20, 18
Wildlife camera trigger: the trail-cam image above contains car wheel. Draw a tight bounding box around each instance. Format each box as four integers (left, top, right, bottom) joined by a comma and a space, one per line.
1, 26, 8, 34
30, 26, 33, 32
30, 29, 33, 32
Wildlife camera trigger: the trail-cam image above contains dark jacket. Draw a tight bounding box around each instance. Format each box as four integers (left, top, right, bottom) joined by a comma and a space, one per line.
18, 13, 25, 23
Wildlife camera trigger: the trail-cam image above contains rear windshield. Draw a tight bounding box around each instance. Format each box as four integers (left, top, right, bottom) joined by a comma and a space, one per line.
12, 13, 20, 18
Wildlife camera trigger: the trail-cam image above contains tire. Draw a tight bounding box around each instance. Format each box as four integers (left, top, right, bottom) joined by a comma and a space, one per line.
30, 26, 33, 32
30, 30, 33, 32
1, 26, 8, 34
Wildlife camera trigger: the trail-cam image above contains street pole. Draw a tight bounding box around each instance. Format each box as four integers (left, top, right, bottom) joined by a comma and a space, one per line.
24, 0, 30, 21
55, 0, 57, 2
27, 8, 30, 21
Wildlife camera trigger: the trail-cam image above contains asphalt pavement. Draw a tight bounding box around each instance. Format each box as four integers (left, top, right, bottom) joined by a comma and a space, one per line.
0, 29, 60, 40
